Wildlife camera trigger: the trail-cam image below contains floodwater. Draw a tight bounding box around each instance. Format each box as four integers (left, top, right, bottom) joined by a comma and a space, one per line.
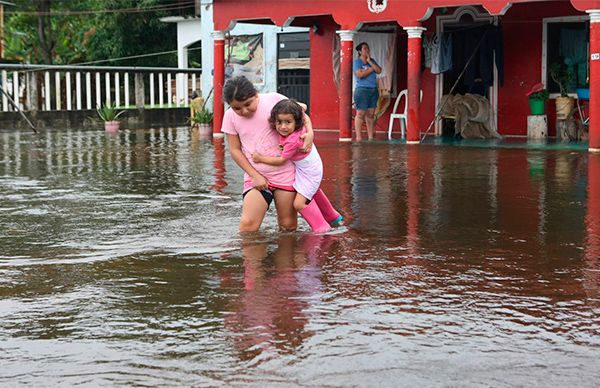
0, 128, 598, 386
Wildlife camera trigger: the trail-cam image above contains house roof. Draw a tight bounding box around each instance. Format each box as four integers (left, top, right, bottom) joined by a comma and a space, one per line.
212, 0, 596, 30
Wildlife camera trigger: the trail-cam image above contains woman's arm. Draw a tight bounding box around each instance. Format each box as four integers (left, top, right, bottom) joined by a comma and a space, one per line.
252, 152, 288, 166
355, 58, 382, 77
226, 134, 268, 190
355, 66, 374, 78
367, 58, 382, 74
299, 112, 314, 153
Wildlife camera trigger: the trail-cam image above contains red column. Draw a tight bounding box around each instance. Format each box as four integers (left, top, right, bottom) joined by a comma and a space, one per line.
338, 30, 355, 142
588, 11, 600, 152
403, 27, 426, 144
212, 31, 225, 137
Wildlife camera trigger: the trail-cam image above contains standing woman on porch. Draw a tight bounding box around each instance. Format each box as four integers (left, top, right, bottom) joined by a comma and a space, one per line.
353, 42, 382, 141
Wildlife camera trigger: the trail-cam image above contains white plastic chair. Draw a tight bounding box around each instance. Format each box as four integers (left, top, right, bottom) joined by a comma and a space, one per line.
388, 89, 422, 140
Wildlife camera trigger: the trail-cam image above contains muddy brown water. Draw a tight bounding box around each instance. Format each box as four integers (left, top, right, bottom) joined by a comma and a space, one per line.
1, 128, 598, 386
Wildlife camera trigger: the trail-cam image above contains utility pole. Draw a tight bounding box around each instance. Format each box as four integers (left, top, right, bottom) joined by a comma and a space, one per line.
0, 1, 14, 59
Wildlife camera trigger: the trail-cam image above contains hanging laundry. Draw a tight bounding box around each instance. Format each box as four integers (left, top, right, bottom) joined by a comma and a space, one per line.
451, 24, 504, 89
430, 33, 453, 74
440, 33, 453, 74
423, 35, 433, 69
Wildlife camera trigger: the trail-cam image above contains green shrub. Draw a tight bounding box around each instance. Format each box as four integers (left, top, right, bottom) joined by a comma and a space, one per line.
97, 103, 125, 122
192, 107, 214, 124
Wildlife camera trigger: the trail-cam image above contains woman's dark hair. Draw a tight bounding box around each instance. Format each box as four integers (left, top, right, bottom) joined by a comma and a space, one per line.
191, 91, 199, 99
355, 42, 368, 53
223, 76, 258, 103
269, 99, 305, 132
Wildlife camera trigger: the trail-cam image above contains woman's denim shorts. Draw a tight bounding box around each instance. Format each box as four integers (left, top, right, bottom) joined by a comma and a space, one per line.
354, 87, 379, 110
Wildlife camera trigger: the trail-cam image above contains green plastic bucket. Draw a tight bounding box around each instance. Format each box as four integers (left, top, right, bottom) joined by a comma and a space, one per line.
528, 98, 546, 115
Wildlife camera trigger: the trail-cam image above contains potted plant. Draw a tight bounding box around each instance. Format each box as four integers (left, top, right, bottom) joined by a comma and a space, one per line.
525, 82, 549, 115
549, 63, 575, 120
97, 103, 126, 132
191, 100, 214, 138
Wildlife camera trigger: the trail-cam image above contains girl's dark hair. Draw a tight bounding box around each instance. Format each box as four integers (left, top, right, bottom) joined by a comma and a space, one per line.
223, 76, 258, 103
355, 42, 368, 53
268, 99, 305, 132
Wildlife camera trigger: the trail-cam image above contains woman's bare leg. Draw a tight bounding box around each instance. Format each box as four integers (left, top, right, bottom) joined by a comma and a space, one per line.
355, 110, 366, 141
365, 108, 376, 140
293, 193, 309, 212
273, 190, 297, 231
239, 189, 269, 232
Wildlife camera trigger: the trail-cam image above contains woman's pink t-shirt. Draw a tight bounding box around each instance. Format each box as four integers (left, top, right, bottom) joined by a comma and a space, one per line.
221, 93, 295, 192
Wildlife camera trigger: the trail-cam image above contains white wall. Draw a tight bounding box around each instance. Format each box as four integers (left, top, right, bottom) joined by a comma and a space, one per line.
186, 1, 308, 105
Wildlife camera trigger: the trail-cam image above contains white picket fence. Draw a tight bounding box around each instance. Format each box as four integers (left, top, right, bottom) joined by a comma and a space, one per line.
0, 64, 202, 112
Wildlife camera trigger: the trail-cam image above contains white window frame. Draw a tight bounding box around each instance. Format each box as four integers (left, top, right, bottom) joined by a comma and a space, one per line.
542, 15, 589, 99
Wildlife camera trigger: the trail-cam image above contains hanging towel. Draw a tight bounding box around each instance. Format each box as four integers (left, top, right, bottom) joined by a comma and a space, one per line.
439, 33, 453, 74
430, 34, 442, 74
431, 33, 452, 74
423, 35, 433, 69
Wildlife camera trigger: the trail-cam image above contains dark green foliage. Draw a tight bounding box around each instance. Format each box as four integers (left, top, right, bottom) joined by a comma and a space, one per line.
5, 0, 181, 66
549, 63, 575, 97
85, 0, 178, 67
5, 0, 95, 64
97, 103, 126, 121
528, 89, 549, 101
191, 107, 214, 124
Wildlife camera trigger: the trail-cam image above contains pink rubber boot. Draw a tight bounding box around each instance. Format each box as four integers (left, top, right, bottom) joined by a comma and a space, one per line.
299, 200, 331, 233
313, 189, 343, 226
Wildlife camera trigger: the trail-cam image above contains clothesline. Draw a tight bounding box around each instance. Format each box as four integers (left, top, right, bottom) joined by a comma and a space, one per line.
424, 21, 495, 37
422, 23, 504, 88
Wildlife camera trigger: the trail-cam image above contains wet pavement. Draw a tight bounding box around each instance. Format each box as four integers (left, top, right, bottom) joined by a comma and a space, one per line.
0, 128, 599, 386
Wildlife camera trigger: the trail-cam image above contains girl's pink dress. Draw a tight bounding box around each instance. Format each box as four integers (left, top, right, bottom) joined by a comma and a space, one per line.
279, 128, 323, 200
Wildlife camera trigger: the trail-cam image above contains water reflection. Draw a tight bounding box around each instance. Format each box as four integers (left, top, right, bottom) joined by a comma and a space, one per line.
211, 137, 227, 193
0, 128, 240, 265
225, 233, 333, 363
585, 153, 600, 301
1, 130, 599, 385
406, 145, 420, 254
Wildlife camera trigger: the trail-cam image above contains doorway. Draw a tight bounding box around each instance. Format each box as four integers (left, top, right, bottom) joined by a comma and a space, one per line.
277, 32, 310, 112
436, 6, 498, 136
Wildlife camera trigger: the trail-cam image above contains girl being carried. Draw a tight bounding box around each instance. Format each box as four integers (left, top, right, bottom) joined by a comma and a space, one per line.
252, 100, 343, 233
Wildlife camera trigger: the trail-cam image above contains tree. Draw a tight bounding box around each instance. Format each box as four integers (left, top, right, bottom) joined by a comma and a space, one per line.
5, 0, 96, 64
4, 0, 181, 66
86, 0, 177, 67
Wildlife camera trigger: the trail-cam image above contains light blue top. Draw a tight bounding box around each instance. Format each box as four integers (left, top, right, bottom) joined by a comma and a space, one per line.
353, 58, 379, 89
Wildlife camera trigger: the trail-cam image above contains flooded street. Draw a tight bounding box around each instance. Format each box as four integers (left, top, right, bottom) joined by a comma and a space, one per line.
1, 128, 599, 386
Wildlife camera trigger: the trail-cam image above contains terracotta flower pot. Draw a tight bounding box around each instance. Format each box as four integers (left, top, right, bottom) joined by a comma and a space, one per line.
198, 123, 213, 139
104, 121, 120, 132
